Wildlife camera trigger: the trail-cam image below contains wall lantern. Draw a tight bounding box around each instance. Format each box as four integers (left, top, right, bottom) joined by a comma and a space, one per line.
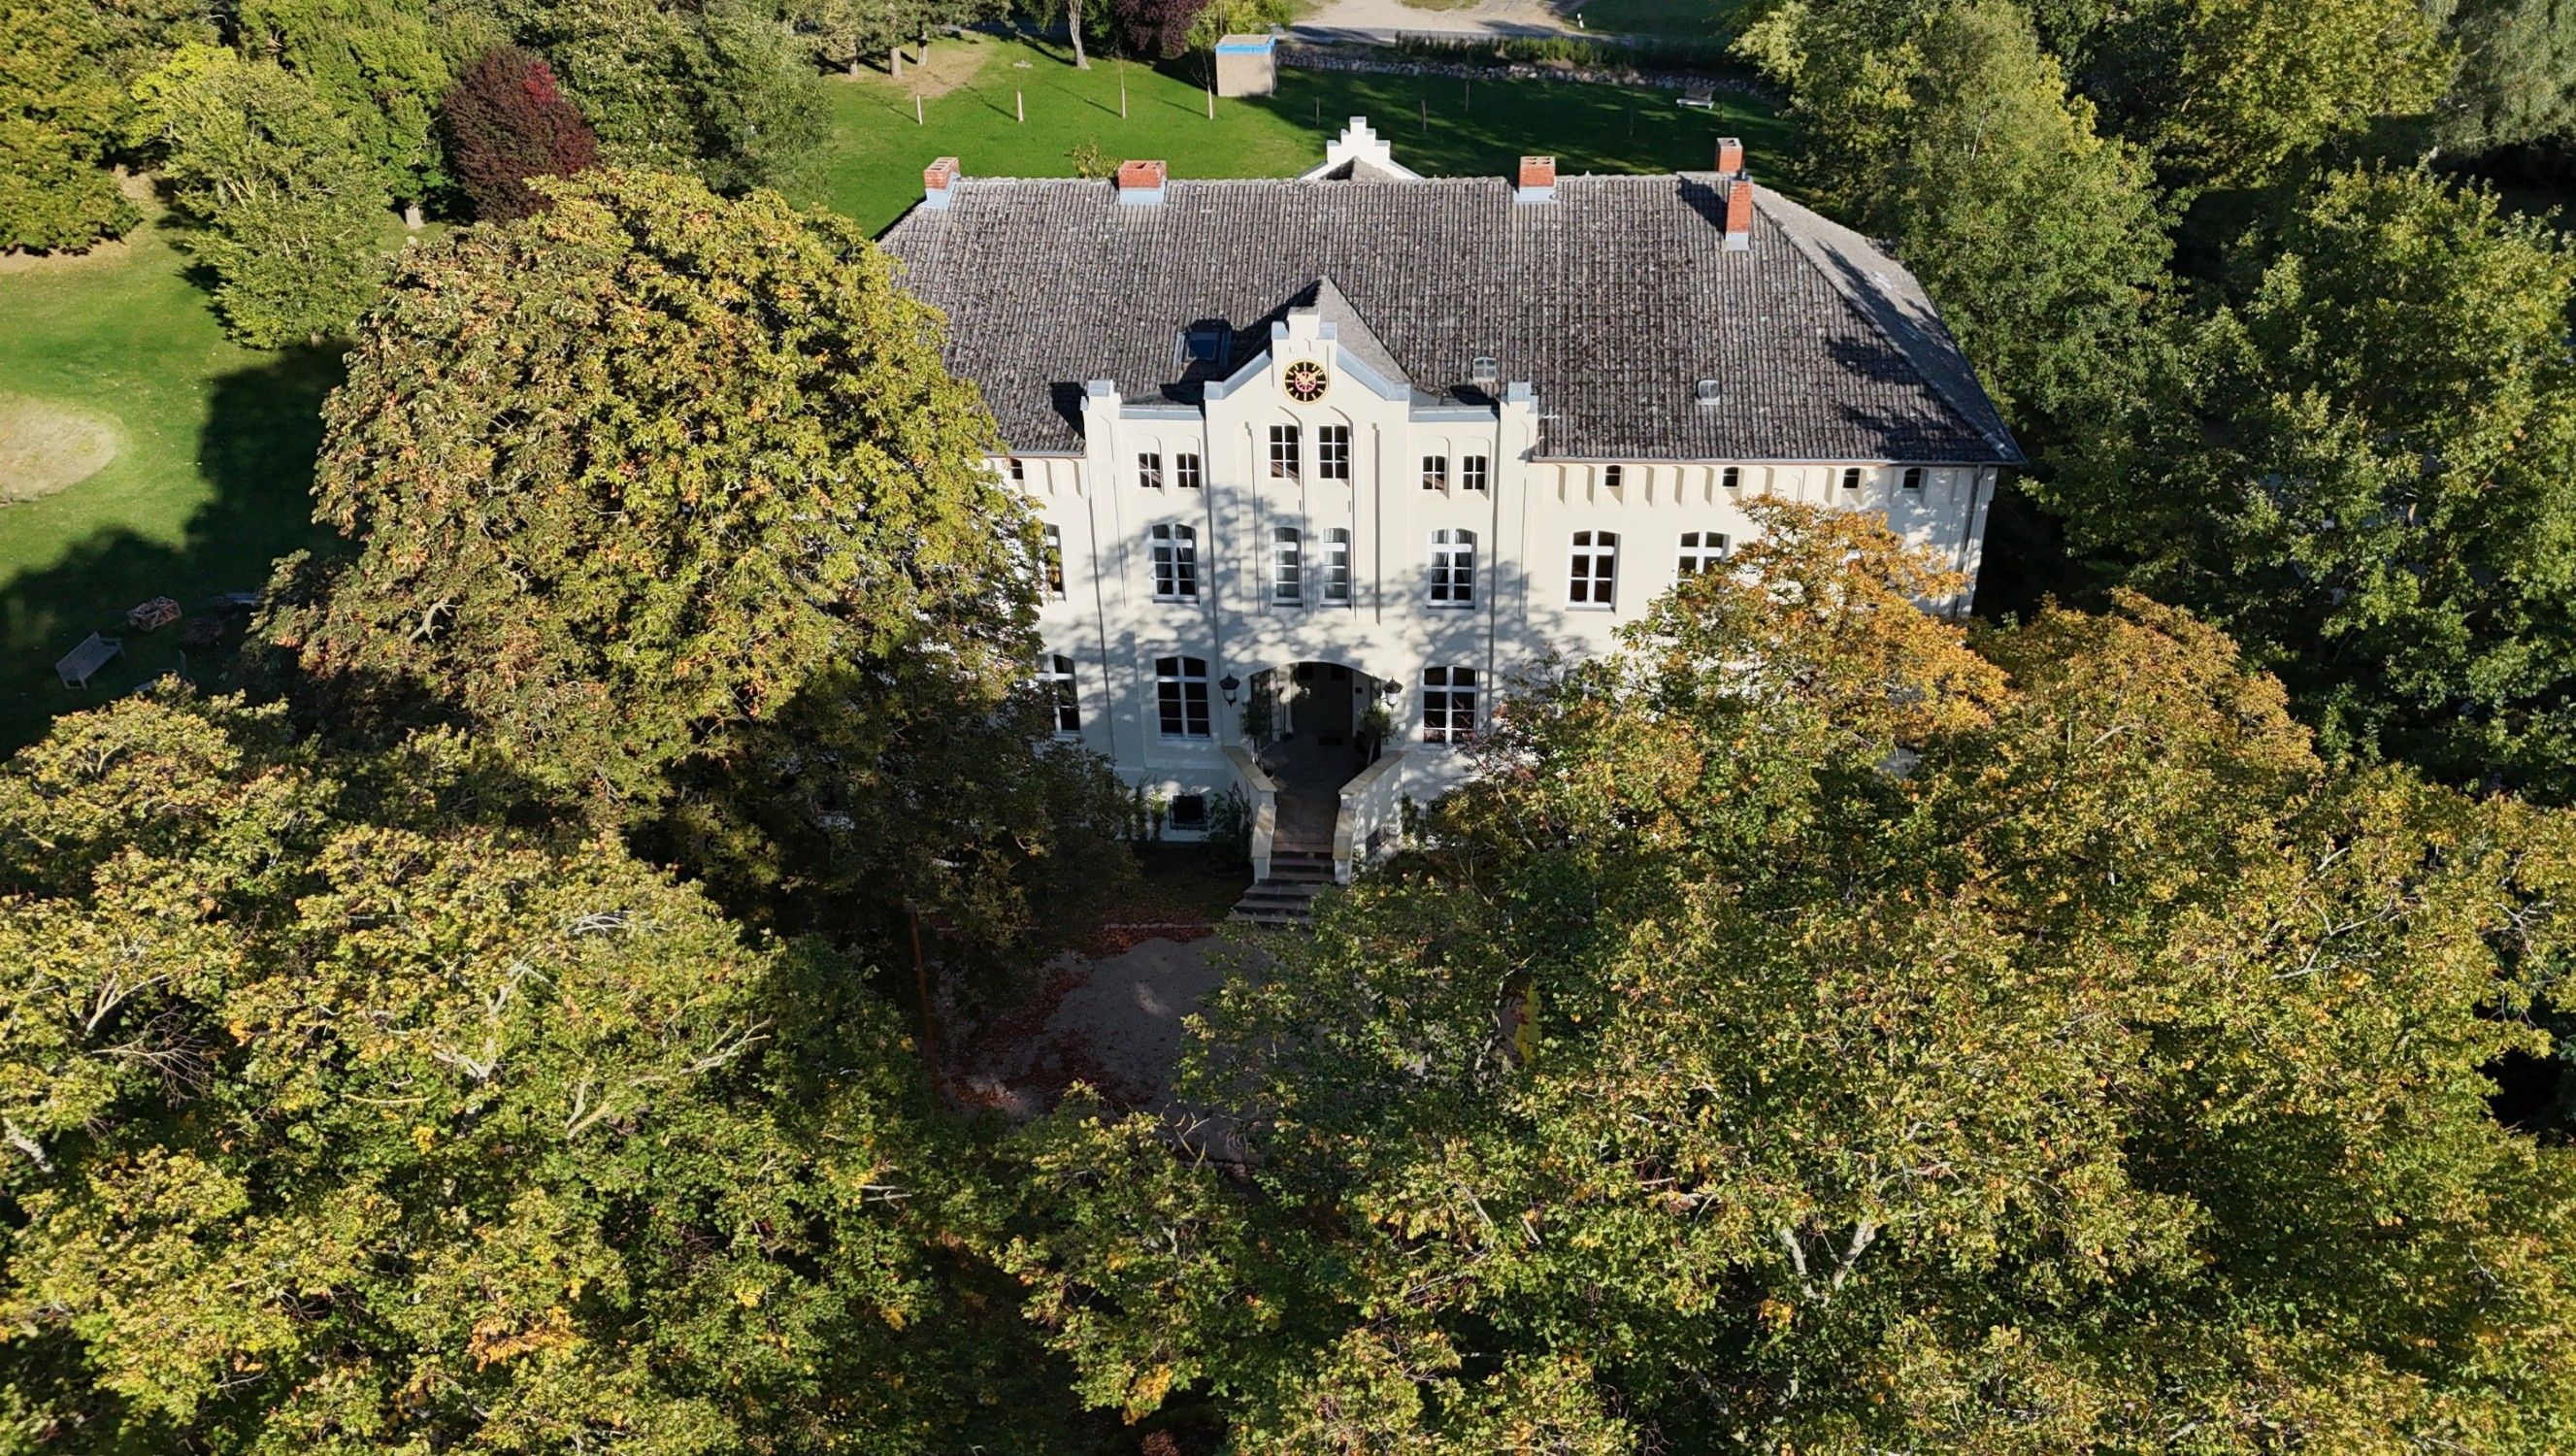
1218, 674, 1241, 705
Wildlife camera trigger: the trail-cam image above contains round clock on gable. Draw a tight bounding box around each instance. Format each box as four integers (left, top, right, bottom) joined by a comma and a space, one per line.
1282, 359, 1330, 403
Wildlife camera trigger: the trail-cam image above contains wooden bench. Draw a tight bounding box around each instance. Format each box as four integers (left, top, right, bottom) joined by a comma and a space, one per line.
56, 632, 122, 689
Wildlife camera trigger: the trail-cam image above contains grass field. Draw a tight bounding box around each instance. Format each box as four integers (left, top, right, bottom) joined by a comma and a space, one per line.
0, 218, 343, 752
0, 36, 1790, 756
796, 35, 1794, 231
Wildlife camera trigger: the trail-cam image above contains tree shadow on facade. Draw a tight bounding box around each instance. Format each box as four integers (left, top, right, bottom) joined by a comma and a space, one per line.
0, 347, 344, 754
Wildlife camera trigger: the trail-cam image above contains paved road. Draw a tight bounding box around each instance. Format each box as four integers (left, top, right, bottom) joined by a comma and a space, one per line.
1291, 0, 1585, 43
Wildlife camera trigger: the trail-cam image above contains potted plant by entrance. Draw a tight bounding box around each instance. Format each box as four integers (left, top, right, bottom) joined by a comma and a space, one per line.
1358, 700, 1393, 762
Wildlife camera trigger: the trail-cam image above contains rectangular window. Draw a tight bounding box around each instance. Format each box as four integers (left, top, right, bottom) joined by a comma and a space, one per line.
1421, 455, 1448, 491
1901, 466, 1925, 490
1677, 530, 1729, 578
1321, 528, 1352, 604
1603, 464, 1625, 490
1170, 792, 1207, 829
1041, 523, 1066, 599
1840, 466, 1864, 491
1272, 526, 1304, 606
1176, 452, 1204, 489
1139, 452, 1165, 489
1462, 455, 1489, 492
1422, 666, 1478, 745
1269, 426, 1300, 480
1156, 656, 1210, 738
1007, 457, 1025, 485
1318, 426, 1351, 481
1429, 529, 1476, 608
1569, 530, 1618, 608
1040, 653, 1079, 735
1150, 523, 1198, 602
1720, 465, 1740, 490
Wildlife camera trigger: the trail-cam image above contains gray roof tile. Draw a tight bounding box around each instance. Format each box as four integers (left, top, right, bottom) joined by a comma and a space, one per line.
876, 170, 2021, 465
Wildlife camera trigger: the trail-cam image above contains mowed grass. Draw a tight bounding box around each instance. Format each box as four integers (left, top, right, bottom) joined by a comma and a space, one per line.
796, 34, 1796, 232
0, 218, 342, 752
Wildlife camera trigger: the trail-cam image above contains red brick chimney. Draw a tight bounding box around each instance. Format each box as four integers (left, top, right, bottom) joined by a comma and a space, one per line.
1724, 178, 1752, 250
1116, 158, 1168, 206
923, 156, 960, 211
1716, 136, 1744, 177
1516, 154, 1557, 204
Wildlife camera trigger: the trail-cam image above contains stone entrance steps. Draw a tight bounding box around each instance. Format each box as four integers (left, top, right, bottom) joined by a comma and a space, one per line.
1232, 847, 1336, 929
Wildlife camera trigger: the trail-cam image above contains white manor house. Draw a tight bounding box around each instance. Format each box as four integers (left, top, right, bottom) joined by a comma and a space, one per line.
880, 120, 2020, 891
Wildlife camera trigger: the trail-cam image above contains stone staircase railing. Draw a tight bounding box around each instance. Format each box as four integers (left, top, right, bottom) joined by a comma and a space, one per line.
1332, 748, 1407, 884
1223, 745, 1280, 883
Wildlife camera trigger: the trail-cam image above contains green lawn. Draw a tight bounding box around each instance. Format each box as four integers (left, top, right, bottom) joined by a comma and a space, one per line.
0, 37, 1790, 757
795, 35, 1795, 232
0, 219, 343, 752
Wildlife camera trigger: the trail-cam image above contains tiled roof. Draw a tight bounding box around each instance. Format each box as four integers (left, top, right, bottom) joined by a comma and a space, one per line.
876, 170, 2022, 465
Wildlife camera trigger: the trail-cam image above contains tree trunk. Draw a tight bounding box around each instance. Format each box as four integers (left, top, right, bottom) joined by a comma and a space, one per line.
891, 44, 903, 77
846, 54, 862, 78
402, 198, 423, 230
1069, 0, 1087, 68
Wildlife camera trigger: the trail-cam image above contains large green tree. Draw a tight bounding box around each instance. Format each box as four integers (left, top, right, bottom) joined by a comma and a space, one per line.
1741, 0, 2167, 437
238, 0, 453, 223
129, 43, 392, 345
2039, 165, 2576, 799
1007, 505, 2576, 1451
0, 0, 140, 251
0, 691, 1066, 1453
2440, 0, 2576, 152
268, 166, 1127, 958
490, 0, 824, 193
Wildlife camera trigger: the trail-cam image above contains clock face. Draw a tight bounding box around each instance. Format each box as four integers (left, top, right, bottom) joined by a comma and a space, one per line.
1282, 359, 1329, 403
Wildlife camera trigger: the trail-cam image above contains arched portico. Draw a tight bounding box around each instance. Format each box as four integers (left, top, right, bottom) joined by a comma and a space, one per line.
1240, 658, 1392, 852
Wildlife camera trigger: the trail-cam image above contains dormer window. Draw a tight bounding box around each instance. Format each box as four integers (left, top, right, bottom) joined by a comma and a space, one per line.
1177, 322, 1230, 367
1470, 355, 1499, 386
1695, 379, 1721, 403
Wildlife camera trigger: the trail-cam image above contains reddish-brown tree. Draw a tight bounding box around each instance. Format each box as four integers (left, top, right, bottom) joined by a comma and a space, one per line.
437, 46, 597, 221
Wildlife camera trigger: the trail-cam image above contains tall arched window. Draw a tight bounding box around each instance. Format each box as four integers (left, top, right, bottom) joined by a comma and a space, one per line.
1321, 528, 1353, 604
1149, 523, 1198, 602
1569, 530, 1618, 608
1155, 656, 1210, 738
1040, 653, 1079, 735
1272, 526, 1304, 606
1429, 528, 1476, 608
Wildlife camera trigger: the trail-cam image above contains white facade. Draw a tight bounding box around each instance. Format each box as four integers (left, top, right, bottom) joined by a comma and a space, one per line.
1011, 302, 1999, 871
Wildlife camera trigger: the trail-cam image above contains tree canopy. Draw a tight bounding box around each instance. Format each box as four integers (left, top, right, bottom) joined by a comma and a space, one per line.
2038, 166, 2576, 799
1007, 505, 2576, 1451
438, 45, 599, 220
270, 166, 1128, 954
0, 0, 141, 251
0, 691, 1039, 1453
1742, 0, 2168, 437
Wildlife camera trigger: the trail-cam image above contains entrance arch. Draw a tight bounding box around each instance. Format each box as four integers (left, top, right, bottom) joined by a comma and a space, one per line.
1252, 659, 1388, 852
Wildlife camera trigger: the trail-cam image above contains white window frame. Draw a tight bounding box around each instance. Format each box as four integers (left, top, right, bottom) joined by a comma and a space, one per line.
1421, 454, 1448, 491
1321, 528, 1353, 605
1041, 523, 1066, 600
1040, 653, 1079, 736
1422, 666, 1478, 745
1720, 465, 1740, 491
1271, 525, 1304, 606
1269, 425, 1300, 480
1176, 452, 1204, 489
1569, 530, 1618, 609
1901, 465, 1925, 491
1462, 455, 1489, 492
1139, 451, 1165, 489
1318, 425, 1352, 481
1840, 466, 1864, 491
1155, 655, 1211, 739
1603, 464, 1625, 490
1428, 528, 1476, 609
1677, 530, 1729, 579
1007, 457, 1025, 485
1149, 523, 1198, 602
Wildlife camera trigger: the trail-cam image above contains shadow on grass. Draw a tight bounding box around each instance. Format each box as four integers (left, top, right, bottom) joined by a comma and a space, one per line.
0, 347, 345, 755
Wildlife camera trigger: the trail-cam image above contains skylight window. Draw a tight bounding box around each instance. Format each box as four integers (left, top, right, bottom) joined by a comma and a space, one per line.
1177, 322, 1231, 367
1470, 355, 1500, 385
